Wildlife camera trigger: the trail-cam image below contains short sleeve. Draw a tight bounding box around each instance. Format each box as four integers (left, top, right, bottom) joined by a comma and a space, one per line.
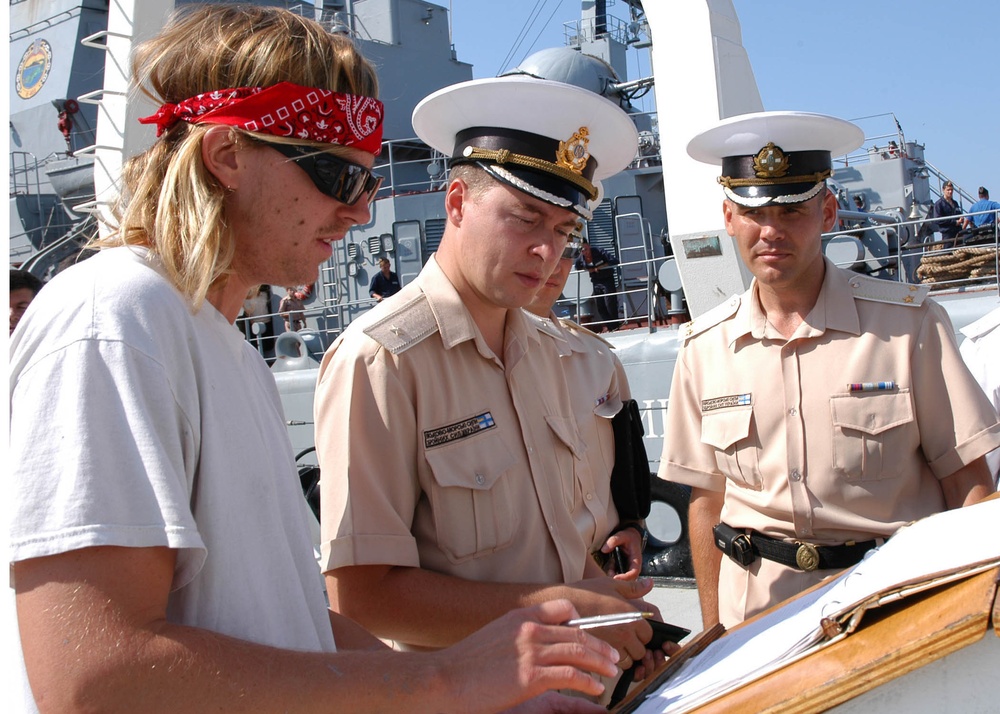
912, 302, 1000, 478
9, 337, 206, 588
315, 336, 422, 571
657, 342, 727, 491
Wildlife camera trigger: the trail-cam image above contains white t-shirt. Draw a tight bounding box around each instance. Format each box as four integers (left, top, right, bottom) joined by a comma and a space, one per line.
7, 247, 334, 710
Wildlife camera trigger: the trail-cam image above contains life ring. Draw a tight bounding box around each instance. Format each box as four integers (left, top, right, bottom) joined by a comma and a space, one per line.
64, 99, 79, 114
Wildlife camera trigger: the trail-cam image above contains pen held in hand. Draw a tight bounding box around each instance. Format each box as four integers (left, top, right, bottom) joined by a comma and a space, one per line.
564, 611, 654, 629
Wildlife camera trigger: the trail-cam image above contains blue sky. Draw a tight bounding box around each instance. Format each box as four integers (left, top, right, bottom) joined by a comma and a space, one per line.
449, 0, 999, 205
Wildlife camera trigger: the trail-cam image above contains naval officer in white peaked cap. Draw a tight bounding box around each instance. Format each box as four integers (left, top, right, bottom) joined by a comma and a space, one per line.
685, 110, 864, 206
658, 110, 1000, 629
315, 75, 669, 686
412, 75, 638, 219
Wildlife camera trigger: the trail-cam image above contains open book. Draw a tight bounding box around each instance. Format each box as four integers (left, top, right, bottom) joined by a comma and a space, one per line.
628, 498, 1000, 714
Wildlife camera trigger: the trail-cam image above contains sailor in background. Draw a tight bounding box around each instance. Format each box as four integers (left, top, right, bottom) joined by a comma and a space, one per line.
316, 76, 664, 678
658, 111, 1000, 629
368, 256, 401, 302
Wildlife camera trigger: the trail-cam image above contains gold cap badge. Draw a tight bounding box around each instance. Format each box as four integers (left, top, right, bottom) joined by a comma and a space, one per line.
556, 127, 591, 175
753, 142, 790, 179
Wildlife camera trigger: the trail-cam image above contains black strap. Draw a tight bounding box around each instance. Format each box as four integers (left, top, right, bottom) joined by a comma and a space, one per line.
749, 531, 876, 570
609, 663, 638, 709
610, 399, 651, 522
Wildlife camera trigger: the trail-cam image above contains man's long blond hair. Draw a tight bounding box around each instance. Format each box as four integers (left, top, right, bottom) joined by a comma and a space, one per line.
94, 5, 379, 308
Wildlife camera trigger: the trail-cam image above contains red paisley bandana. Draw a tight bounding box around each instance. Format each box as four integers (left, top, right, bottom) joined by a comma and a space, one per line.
138, 82, 384, 155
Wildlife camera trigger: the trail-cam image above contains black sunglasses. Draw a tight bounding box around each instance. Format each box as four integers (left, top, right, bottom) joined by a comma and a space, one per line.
264, 142, 383, 206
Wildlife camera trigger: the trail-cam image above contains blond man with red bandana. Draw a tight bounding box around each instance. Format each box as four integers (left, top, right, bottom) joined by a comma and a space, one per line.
8, 7, 620, 713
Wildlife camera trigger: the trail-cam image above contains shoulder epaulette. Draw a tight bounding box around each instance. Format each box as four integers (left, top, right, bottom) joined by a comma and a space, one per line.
363, 292, 440, 354
559, 317, 615, 348
960, 304, 1000, 340
680, 294, 741, 342
847, 273, 929, 307
522, 310, 562, 339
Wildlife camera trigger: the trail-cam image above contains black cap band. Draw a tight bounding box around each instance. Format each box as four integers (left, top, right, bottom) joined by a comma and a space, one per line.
453, 127, 598, 181
719, 145, 832, 205
451, 126, 598, 210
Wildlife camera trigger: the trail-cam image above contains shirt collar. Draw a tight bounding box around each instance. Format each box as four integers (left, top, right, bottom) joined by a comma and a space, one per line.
419, 256, 541, 357
523, 310, 575, 353
733, 257, 861, 347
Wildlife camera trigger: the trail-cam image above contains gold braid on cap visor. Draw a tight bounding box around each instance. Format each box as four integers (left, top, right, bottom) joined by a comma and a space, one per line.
718, 168, 833, 189
462, 146, 598, 201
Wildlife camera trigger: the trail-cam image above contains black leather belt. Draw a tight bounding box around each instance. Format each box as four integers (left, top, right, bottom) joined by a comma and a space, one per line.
749, 530, 877, 572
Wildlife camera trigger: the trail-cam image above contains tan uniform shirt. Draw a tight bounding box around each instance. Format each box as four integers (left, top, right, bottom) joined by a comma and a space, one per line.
316, 257, 608, 586
529, 313, 630, 547
659, 260, 1000, 625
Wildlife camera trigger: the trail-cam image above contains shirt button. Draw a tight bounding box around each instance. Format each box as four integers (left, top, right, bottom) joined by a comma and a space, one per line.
790, 469, 801, 482
788, 407, 798, 416
527, 446, 533, 454
585, 493, 593, 501
475, 473, 485, 485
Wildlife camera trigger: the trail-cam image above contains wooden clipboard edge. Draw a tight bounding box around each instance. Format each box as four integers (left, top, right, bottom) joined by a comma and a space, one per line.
612, 623, 726, 713
693, 565, 1000, 714
993, 566, 1000, 638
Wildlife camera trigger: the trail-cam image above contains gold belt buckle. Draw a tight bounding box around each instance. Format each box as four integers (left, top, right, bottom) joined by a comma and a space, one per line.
795, 542, 820, 571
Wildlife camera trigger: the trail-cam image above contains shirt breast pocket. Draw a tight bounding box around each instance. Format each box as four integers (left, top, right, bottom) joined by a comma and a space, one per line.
830, 390, 915, 482
700, 406, 762, 490
544, 415, 589, 511
424, 434, 518, 563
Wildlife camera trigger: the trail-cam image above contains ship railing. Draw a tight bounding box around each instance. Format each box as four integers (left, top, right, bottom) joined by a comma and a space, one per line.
558, 262, 660, 333
239, 289, 389, 366
841, 112, 909, 168
9, 151, 45, 198
243, 253, 674, 364
841, 113, 975, 205
824, 210, 999, 296
287, 4, 390, 46
558, 256, 670, 335
9, 150, 84, 261
920, 161, 978, 206
374, 139, 450, 197
9, 7, 80, 41
562, 14, 633, 48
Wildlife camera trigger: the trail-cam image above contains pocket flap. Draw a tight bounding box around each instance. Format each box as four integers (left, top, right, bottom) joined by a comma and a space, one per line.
425, 433, 515, 490
830, 390, 913, 435
701, 406, 753, 451
545, 415, 586, 459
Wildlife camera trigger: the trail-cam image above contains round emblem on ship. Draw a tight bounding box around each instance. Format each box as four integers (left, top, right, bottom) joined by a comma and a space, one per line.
16, 39, 53, 100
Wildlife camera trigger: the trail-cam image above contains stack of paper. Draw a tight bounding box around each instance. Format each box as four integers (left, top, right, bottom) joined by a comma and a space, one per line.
633, 499, 1000, 714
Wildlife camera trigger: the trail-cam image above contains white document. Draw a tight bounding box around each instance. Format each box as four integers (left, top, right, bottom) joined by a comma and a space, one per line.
634, 499, 1000, 714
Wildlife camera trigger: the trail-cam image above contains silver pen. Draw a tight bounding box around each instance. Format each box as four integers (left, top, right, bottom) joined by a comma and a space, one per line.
564, 612, 654, 629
